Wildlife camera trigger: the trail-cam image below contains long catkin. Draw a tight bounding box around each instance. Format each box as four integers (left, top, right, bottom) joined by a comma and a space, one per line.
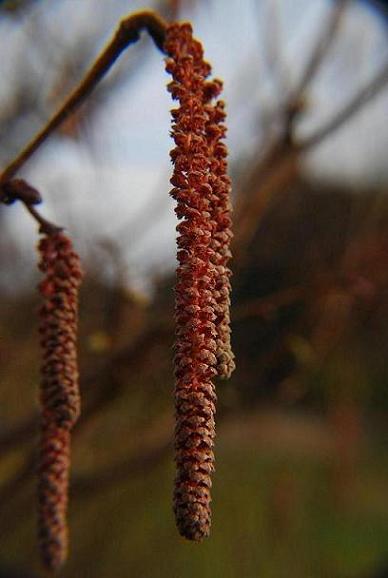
203, 83, 235, 379
165, 22, 234, 541
37, 231, 83, 571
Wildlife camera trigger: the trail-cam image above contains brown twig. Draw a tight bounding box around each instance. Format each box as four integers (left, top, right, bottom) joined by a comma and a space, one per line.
24, 203, 62, 235
0, 11, 167, 184
0, 177, 62, 233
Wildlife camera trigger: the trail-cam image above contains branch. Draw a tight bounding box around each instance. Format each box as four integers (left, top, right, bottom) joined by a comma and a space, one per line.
0, 11, 167, 184
299, 60, 388, 150
262, 0, 349, 146
295, 0, 349, 96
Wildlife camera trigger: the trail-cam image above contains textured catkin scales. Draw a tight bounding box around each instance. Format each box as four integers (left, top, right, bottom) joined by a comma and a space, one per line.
37, 421, 70, 571
37, 231, 83, 571
203, 83, 235, 379
164, 22, 234, 541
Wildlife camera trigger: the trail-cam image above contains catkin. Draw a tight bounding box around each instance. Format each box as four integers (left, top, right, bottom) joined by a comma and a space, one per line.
165, 22, 234, 541
37, 231, 83, 571
37, 420, 70, 571
203, 82, 235, 379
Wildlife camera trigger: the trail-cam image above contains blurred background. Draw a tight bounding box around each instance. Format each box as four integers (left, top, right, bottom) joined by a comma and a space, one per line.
0, 0, 388, 576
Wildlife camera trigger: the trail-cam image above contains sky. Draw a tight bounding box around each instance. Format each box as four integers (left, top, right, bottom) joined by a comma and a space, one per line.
1, 0, 388, 292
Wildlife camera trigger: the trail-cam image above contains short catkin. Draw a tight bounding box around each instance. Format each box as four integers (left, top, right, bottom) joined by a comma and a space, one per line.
37, 231, 83, 571
164, 22, 234, 541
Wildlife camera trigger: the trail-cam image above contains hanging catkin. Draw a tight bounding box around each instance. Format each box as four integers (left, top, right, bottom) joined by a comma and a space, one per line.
37, 231, 83, 570
203, 80, 235, 379
37, 420, 70, 571
164, 22, 233, 541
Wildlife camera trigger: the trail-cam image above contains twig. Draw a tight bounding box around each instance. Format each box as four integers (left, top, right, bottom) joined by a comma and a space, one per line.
0, 177, 62, 233
0, 11, 167, 184
24, 203, 62, 235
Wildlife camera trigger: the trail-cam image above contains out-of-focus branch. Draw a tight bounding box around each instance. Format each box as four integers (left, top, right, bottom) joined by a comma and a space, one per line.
0, 301, 171, 458
295, 0, 349, 96
73, 440, 171, 496
261, 0, 349, 147
299, 60, 388, 150
0, 320, 172, 509
233, 142, 300, 255
233, 54, 388, 256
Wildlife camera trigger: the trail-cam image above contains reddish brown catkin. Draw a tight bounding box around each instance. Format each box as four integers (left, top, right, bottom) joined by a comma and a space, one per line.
37, 231, 83, 571
203, 82, 235, 379
37, 421, 70, 571
165, 22, 233, 541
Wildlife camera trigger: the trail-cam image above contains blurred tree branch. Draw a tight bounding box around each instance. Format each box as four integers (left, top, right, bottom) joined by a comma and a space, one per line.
294, 0, 349, 96
299, 59, 388, 150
